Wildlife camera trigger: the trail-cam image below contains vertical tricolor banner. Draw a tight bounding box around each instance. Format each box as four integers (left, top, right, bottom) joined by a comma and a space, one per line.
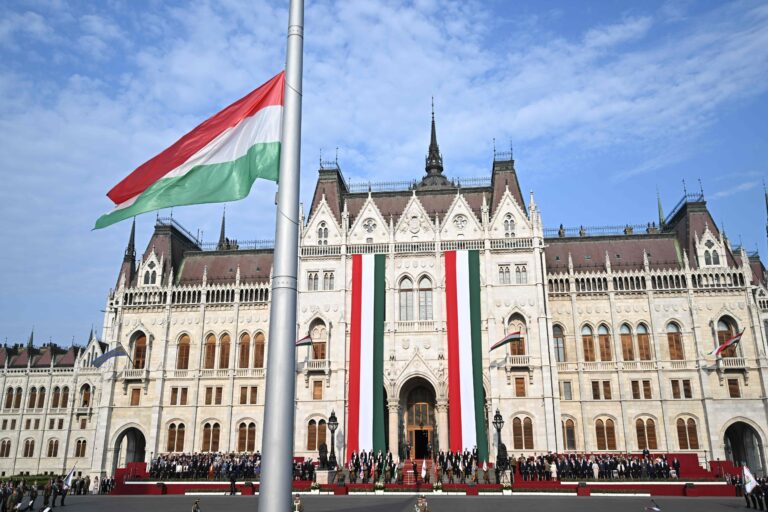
347, 253, 386, 459
444, 250, 488, 461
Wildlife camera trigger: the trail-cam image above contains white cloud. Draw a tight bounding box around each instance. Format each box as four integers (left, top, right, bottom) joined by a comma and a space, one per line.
710, 180, 761, 199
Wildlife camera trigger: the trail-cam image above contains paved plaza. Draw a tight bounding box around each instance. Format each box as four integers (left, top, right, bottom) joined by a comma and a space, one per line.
55, 494, 748, 511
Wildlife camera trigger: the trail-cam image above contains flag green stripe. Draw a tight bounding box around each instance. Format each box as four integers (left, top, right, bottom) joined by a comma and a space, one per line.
95, 141, 280, 229
468, 250, 488, 462
372, 254, 387, 452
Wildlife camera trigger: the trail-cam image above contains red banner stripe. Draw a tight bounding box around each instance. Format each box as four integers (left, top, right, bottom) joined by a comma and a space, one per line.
444, 250, 463, 452
347, 254, 363, 460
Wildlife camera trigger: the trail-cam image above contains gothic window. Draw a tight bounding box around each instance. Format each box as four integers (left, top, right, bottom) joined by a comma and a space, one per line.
75, 439, 87, 457
553, 325, 565, 362
399, 277, 414, 322
667, 322, 684, 360
717, 317, 738, 358
507, 313, 526, 356
13, 387, 22, 410
637, 323, 652, 360
597, 324, 612, 361
239, 333, 251, 369
4, 388, 12, 409
595, 419, 616, 450
418, 277, 433, 321
515, 265, 528, 284
307, 420, 317, 451
176, 334, 190, 370
503, 214, 515, 238
323, 272, 335, 290
712, 251, 720, 265
620, 324, 635, 361
132, 333, 147, 370
28, 388, 37, 410
317, 222, 328, 246
512, 416, 534, 450
0, 440, 10, 458
144, 261, 157, 285
37, 387, 46, 409
253, 332, 266, 368
219, 333, 231, 369
23, 439, 34, 458
201, 422, 220, 452
61, 387, 69, 408
362, 218, 376, 233
204, 334, 216, 369
677, 418, 699, 450
238, 422, 256, 452
498, 265, 511, 285
167, 423, 186, 452
318, 419, 327, 448
80, 384, 91, 407
307, 272, 319, 291
47, 439, 59, 458
562, 419, 576, 450
636, 418, 658, 450
704, 251, 712, 266
582, 326, 595, 362
310, 320, 327, 360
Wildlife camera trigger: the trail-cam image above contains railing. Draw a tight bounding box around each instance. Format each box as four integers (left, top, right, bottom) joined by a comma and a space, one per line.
622, 361, 657, 371
393, 242, 435, 254
299, 360, 330, 372
199, 369, 230, 378
0, 367, 75, 376
718, 357, 747, 369
301, 245, 342, 257
348, 243, 389, 254
544, 224, 655, 238
198, 240, 274, 251
490, 238, 533, 250
556, 362, 579, 372
665, 193, 705, 225
441, 240, 485, 251
234, 368, 265, 378
505, 355, 531, 367
75, 406, 91, 415
121, 369, 146, 380
345, 176, 491, 193
665, 360, 696, 370
167, 370, 191, 379
582, 361, 618, 371
156, 217, 202, 245
395, 321, 436, 332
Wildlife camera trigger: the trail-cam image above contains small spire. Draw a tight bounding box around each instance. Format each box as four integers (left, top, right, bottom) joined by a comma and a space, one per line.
656, 188, 665, 228
217, 206, 227, 250
124, 217, 136, 261
698, 178, 704, 197
88, 324, 94, 342
682, 179, 688, 196
425, 97, 443, 176
27, 328, 34, 349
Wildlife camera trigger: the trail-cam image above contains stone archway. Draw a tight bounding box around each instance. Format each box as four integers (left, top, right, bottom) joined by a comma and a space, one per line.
725, 421, 765, 476
113, 427, 147, 472
399, 377, 437, 460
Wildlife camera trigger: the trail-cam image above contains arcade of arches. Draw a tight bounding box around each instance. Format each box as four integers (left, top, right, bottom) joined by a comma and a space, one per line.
113, 427, 146, 472
725, 421, 765, 476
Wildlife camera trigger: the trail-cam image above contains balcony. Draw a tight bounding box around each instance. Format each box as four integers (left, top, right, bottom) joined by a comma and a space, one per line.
199, 369, 231, 378
504, 355, 531, 368
300, 359, 330, 372
582, 361, 618, 372
75, 406, 92, 416
665, 360, 696, 370
121, 369, 147, 380
622, 361, 657, 371
556, 362, 579, 372
167, 370, 192, 379
395, 321, 436, 332
718, 357, 747, 370
234, 368, 265, 378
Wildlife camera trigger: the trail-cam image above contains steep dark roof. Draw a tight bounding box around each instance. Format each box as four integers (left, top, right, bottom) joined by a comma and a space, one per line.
545, 235, 682, 273
176, 250, 273, 285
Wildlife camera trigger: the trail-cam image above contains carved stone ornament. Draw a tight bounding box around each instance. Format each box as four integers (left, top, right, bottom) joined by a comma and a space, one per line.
363, 218, 377, 233
453, 214, 468, 230
409, 215, 420, 234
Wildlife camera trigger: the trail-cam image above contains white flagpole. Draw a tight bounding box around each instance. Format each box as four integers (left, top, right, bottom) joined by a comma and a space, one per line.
260, 0, 303, 510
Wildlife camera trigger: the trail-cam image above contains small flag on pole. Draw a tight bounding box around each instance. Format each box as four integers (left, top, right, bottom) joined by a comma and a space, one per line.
744, 465, 758, 494
63, 465, 76, 489
644, 499, 662, 511
490, 332, 521, 352
296, 335, 312, 347
92, 345, 128, 368
707, 330, 744, 357
421, 460, 426, 479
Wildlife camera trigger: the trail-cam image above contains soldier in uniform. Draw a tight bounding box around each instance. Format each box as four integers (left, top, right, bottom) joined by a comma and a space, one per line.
292, 494, 304, 512
191, 498, 201, 512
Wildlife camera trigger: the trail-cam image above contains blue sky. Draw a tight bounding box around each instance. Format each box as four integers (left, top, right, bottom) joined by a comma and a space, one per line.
1, 0, 766, 345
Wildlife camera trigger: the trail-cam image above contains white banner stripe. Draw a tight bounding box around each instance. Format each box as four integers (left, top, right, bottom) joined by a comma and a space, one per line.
455, 250, 477, 451
358, 254, 375, 451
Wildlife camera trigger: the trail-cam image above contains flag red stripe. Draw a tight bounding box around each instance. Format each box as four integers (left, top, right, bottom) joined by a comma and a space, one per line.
107, 71, 285, 205
444, 250, 463, 452
347, 254, 363, 461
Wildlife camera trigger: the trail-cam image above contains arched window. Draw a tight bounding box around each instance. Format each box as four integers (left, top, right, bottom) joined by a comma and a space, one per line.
61, 387, 70, 409
712, 251, 720, 265
37, 387, 46, 409
581, 326, 595, 362
563, 419, 576, 450
201, 422, 220, 452
512, 417, 523, 450
202, 423, 211, 452
28, 388, 37, 410
307, 420, 317, 451
686, 418, 699, 449
399, 277, 414, 321
176, 334, 190, 370
507, 314, 527, 356
667, 323, 684, 360
620, 324, 634, 361
13, 387, 22, 409
132, 333, 147, 370
23, 439, 34, 458
717, 317, 738, 358
219, 333, 231, 369
677, 418, 700, 450
595, 419, 616, 450
553, 325, 565, 362
503, 214, 515, 238
47, 439, 59, 458
80, 384, 91, 407
637, 324, 652, 360
318, 419, 328, 449
418, 277, 433, 321
238, 333, 251, 369
317, 222, 328, 246
51, 387, 60, 409
238, 421, 257, 452
167, 423, 185, 452
204, 334, 216, 369
0, 440, 11, 458
75, 439, 87, 457
4, 388, 12, 409
595, 420, 606, 450
310, 320, 327, 360
704, 251, 712, 265
253, 332, 266, 368
597, 324, 612, 361
637, 418, 658, 450
523, 417, 533, 450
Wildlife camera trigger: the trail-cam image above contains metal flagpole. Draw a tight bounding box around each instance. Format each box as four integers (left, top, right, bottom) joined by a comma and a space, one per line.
260, 0, 303, 511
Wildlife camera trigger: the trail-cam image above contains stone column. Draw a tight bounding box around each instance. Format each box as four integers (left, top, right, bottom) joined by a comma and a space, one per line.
388, 401, 400, 457
436, 400, 449, 452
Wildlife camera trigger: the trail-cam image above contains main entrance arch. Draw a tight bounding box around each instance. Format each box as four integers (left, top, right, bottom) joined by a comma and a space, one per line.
400, 377, 437, 460
113, 427, 147, 471
725, 421, 765, 476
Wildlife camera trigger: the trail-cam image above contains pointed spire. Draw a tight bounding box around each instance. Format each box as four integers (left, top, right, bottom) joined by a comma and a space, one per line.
27, 328, 34, 349
425, 97, 443, 176
657, 188, 665, 228
88, 325, 94, 342
124, 218, 136, 261
217, 206, 227, 250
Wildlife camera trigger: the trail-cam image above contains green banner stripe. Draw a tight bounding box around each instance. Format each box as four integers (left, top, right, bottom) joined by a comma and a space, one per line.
372, 253, 387, 452
468, 250, 488, 462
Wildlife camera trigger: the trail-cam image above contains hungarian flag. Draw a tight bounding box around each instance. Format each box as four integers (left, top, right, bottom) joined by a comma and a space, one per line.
707, 330, 744, 357
95, 71, 284, 229
444, 250, 488, 462
490, 331, 521, 352
744, 464, 758, 494
296, 335, 312, 347
347, 254, 386, 459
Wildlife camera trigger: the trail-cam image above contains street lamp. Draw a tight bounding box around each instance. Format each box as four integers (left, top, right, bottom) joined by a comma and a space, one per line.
493, 409, 504, 448
328, 410, 338, 470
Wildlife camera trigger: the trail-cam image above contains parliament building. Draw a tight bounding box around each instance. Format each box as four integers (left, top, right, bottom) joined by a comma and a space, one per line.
2, 114, 768, 480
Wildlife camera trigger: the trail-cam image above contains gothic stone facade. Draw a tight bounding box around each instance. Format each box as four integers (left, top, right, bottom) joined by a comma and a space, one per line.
2, 124, 768, 480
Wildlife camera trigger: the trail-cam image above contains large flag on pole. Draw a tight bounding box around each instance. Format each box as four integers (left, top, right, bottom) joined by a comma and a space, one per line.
63, 465, 76, 488
346, 253, 386, 459
707, 330, 744, 357
95, 71, 285, 229
92, 345, 128, 368
744, 465, 758, 494
444, 250, 489, 462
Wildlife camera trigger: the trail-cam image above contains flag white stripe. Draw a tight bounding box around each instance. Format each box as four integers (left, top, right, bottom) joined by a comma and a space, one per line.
455, 250, 477, 450
110, 106, 283, 210
358, 254, 375, 451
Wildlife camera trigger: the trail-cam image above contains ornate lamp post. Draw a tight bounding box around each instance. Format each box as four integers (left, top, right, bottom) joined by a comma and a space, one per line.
328, 410, 338, 470
493, 409, 504, 449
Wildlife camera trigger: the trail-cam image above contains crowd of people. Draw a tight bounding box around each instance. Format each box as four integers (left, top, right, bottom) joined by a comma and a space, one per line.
0, 476, 80, 511
728, 472, 768, 510
508, 452, 684, 481
149, 452, 263, 480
